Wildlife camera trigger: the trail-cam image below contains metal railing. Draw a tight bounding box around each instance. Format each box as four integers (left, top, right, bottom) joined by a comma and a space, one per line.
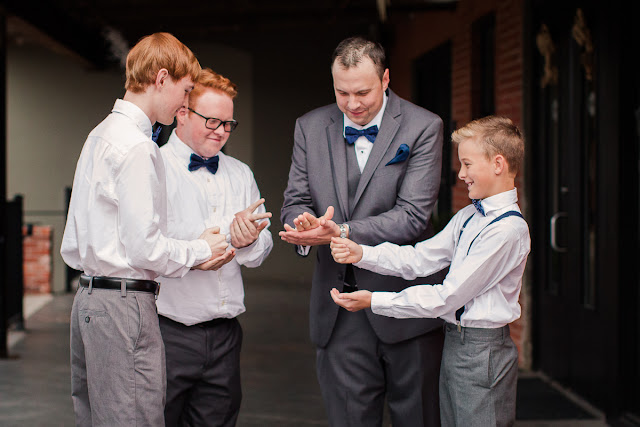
1, 195, 24, 358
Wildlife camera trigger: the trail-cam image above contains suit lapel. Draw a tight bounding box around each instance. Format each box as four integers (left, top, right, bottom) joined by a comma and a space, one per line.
352, 90, 401, 208
326, 111, 350, 221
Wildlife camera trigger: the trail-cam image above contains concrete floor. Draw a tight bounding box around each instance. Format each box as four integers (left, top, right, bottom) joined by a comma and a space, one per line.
0, 279, 610, 426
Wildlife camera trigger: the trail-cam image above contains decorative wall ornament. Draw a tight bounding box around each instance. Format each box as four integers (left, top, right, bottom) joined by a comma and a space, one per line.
536, 24, 558, 88
572, 8, 594, 81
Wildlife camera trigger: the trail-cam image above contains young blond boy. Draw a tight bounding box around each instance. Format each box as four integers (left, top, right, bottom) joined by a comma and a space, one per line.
61, 33, 231, 426
329, 116, 530, 426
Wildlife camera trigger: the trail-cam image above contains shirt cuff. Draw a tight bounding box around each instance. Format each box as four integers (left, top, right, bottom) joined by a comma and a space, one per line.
296, 245, 311, 257
194, 239, 213, 265
370, 291, 396, 316
354, 245, 375, 269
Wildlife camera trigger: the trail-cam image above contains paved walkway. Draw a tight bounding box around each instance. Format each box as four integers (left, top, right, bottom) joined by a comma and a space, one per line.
1, 279, 609, 426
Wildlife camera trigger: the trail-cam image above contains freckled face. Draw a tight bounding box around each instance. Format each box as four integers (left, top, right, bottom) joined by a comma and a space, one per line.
332, 58, 389, 126
177, 89, 234, 159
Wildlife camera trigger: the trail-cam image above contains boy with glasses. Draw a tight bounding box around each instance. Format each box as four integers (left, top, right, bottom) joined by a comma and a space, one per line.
157, 68, 273, 426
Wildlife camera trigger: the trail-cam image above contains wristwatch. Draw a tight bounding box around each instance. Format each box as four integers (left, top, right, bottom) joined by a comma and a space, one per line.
338, 223, 349, 239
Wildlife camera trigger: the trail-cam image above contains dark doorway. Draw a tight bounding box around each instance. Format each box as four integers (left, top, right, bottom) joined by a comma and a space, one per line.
414, 41, 453, 230
529, 0, 629, 418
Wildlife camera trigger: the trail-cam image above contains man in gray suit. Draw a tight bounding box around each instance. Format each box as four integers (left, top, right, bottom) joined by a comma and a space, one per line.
280, 36, 445, 426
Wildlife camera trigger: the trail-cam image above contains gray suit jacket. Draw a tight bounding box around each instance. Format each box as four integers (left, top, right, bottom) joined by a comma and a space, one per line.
281, 89, 444, 347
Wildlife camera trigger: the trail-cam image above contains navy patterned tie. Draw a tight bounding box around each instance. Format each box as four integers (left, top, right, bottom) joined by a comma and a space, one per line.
188, 154, 219, 174
344, 125, 378, 144
472, 199, 486, 216
151, 126, 162, 143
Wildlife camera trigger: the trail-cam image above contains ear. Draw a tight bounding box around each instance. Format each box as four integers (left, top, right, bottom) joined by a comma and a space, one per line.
155, 68, 170, 89
382, 68, 390, 92
176, 105, 188, 125
494, 154, 507, 175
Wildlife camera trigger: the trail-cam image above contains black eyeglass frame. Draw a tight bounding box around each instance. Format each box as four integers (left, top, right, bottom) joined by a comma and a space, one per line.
187, 108, 238, 132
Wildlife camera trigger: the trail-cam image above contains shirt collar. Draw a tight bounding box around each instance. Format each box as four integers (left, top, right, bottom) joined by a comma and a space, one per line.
342, 92, 388, 135
478, 188, 519, 215
112, 99, 154, 139
166, 129, 225, 168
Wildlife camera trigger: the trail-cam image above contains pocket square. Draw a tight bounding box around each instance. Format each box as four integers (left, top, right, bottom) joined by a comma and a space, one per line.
386, 144, 410, 166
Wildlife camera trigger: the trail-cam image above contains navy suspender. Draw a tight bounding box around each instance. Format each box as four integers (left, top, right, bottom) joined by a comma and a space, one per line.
454, 210, 525, 328
465, 211, 524, 255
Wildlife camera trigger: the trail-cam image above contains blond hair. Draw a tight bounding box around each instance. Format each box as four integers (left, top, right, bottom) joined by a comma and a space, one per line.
125, 32, 201, 93
452, 116, 524, 175
188, 68, 238, 108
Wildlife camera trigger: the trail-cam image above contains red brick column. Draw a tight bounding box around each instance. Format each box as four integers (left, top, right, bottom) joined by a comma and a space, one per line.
22, 225, 52, 294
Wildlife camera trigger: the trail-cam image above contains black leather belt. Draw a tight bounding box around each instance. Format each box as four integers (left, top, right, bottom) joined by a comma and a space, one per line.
79, 274, 159, 295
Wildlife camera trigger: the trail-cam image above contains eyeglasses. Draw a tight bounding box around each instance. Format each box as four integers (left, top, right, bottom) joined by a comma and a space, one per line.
188, 108, 238, 132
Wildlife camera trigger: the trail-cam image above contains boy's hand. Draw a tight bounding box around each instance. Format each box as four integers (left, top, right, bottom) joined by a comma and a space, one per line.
330, 237, 363, 264
230, 198, 271, 248
199, 227, 228, 257
330, 288, 372, 312
193, 248, 236, 271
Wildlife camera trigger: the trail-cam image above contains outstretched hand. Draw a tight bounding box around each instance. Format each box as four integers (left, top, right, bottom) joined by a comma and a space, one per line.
279, 206, 340, 246
330, 288, 372, 312
230, 198, 271, 248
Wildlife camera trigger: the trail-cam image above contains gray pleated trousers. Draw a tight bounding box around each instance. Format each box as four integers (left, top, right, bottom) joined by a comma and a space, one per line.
440, 323, 518, 427
70, 286, 166, 427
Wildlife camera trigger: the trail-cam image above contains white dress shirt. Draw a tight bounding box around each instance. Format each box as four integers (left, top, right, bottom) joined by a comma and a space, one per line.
343, 93, 388, 172
61, 99, 212, 280
358, 189, 530, 328
156, 131, 273, 325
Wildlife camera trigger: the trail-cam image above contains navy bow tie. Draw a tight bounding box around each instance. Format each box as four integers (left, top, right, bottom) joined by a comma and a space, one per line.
472, 199, 486, 216
151, 125, 162, 143
344, 125, 378, 144
188, 153, 219, 174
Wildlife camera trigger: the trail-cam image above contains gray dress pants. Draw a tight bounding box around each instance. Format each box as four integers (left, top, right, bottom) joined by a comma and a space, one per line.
440, 323, 518, 427
70, 286, 166, 427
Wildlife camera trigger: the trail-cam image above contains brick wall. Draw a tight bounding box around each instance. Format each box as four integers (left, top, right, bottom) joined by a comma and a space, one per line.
23, 225, 52, 294
389, 0, 530, 368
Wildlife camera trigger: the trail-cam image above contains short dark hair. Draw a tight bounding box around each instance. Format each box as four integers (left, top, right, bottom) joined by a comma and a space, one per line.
331, 36, 386, 79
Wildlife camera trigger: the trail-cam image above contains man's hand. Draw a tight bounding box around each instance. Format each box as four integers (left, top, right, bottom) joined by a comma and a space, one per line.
193, 248, 236, 271
230, 198, 272, 248
279, 206, 340, 246
330, 288, 372, 312
292, 211, 322, 231
199, 227, 228, 258
330, 237, 363, 264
